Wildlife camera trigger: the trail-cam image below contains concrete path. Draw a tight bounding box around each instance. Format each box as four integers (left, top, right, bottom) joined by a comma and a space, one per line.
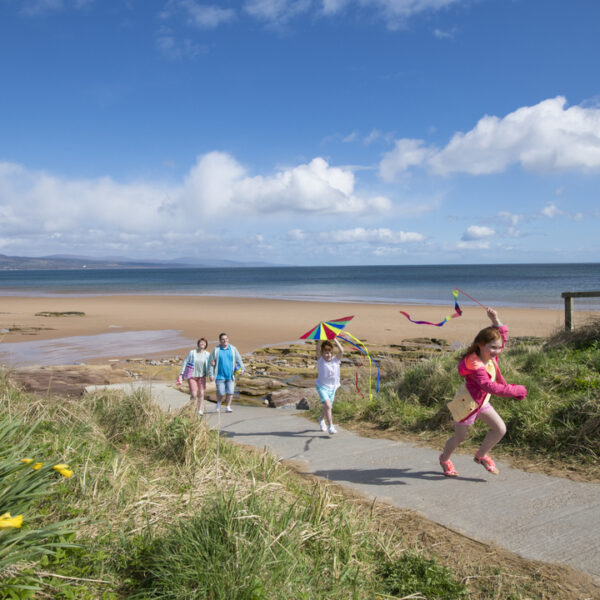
86, 381, 600, 584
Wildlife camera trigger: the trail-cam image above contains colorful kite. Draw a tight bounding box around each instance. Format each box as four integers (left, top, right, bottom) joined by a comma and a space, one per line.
300, 316, 354, 340
399, 290, 463, 327
300, 316, 378, 399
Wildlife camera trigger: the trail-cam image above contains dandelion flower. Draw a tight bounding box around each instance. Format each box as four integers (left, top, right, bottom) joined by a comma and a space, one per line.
32, 462, 43, 470
52, 464, 73, 478
20, 458, 34, 464
0, 513, 23, 529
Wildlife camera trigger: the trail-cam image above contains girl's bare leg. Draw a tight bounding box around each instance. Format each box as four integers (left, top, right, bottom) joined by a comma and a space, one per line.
476, 407, 507, 456
197, 390, 205, 413
440, 423, 469, 462
321, 402, 333, 427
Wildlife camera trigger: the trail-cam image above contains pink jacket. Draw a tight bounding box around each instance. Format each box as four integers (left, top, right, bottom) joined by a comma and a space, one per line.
458, 325, 527, 418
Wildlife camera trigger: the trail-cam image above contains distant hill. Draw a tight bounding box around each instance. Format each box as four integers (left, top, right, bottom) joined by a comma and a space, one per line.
0, 254, 280, 270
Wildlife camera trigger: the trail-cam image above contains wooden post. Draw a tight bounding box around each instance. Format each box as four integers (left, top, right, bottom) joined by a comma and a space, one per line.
561, 291, 600, 332
564, 295, 573, 332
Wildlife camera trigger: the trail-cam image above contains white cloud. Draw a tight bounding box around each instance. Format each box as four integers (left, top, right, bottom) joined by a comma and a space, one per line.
433, 27, 455, 39
0, 154, 390, 257
244, 0, 464, 28
323, 227, 424, 243
200, 154, 390, 214
541, 202, 562, 218
286, 228, 308, 240
379, 139, 433, 181
156, 30, 207, 59
380, 97, 600, 179
461, 225, 495, 241
244, 0, 311, 25
166, 0, 236, 28
19, 0, 93, 16
457, 240, 491, 250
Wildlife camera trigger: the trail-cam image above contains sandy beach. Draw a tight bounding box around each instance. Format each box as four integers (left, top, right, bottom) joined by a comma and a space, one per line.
1, 294, 595, 362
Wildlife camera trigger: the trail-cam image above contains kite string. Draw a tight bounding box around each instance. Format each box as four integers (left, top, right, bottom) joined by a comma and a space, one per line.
453, 286, 486, 309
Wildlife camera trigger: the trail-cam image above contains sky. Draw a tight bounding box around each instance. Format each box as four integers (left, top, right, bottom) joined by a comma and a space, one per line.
1, 0, 599, 266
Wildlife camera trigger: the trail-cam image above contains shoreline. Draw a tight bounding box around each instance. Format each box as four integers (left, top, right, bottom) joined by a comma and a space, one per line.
1, 294, 595, 363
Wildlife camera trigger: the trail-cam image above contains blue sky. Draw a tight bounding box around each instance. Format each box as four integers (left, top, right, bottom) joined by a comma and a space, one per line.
1, 0, 599, 266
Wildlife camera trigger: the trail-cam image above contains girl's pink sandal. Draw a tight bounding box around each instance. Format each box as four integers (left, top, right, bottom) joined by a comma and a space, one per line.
474, 453, 499, 474
439, 454, 458, 477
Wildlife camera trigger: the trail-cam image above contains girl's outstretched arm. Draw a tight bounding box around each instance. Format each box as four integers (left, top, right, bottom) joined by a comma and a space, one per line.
334, 337, 343, 358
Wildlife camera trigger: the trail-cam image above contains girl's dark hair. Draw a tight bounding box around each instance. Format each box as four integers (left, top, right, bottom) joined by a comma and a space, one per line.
460, 326, 502, 360
320, 340, 334, 352
197, 337, 208, 348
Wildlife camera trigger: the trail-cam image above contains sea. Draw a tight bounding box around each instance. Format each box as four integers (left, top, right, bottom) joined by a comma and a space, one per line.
1, 263, 600, 309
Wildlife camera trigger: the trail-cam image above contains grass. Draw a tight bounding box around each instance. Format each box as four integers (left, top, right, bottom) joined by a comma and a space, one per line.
328, 318, 600, 479
1, 370, 598, 599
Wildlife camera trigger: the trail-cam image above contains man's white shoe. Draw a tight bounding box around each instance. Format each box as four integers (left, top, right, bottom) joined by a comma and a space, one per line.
318, 418, 327, 432
215, 401, 221, 413
328, 425, 337, 435
225, 406, 233, 413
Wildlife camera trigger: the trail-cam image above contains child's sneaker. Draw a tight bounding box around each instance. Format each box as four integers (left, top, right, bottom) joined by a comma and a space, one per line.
215, 401, 221, 413
318, 418, 327, 432
198, 410, 204, 417
328, 425, 337, 435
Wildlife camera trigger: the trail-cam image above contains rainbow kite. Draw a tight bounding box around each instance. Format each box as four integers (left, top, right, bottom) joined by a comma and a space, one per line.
300, 316, 354, 340
399, 290, 463, 327
300, 316, 378, 399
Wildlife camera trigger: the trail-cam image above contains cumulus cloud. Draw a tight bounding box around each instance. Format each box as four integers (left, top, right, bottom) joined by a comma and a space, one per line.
192, 154, 391, 214
379, 139, 433, 181
461, 225, 495, 241
380, 97, 600, 179
0, 153, 390, 256
541, 202, 562, 218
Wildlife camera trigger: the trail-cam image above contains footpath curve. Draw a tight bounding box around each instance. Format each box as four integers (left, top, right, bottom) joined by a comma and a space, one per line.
87, 381, 600, 585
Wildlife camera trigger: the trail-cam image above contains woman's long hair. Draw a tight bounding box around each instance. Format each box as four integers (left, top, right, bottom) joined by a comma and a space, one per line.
460, 326, 502, 360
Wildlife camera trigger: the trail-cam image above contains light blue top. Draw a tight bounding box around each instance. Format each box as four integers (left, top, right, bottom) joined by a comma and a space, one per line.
209, 344, 244, 381
180, 349, 210, 378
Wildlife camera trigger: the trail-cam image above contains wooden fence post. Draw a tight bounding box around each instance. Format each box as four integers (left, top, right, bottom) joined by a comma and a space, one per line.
563, 294, 573, 332
561, 291, 600, 332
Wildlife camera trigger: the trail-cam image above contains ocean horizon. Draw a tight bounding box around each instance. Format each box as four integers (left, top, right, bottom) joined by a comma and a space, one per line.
1, 263, 600, 310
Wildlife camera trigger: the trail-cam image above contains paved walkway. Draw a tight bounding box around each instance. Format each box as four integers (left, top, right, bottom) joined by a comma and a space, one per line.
86, 381, 600, 584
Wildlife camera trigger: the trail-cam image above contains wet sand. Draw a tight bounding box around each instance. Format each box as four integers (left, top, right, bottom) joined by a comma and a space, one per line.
1, 295, 593, 363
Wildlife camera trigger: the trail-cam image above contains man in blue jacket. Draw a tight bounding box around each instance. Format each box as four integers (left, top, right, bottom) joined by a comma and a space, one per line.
209, 332, 245, 413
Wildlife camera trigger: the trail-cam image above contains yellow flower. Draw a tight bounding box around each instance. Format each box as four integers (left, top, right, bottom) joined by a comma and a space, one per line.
52, 464, 73, 478
32, 462, 43, 470
0, 513, 23, 529
20, 458, 34, 464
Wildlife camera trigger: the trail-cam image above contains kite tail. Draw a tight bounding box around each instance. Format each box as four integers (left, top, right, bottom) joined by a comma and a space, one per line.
338, 333, 380, 399
399, 290, 463, 327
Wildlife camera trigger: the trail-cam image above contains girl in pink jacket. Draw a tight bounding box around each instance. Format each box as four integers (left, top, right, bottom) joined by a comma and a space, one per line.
439, 308, 527, 477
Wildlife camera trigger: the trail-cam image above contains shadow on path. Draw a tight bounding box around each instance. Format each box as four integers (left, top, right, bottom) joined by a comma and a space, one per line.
313, 467, 486, 485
